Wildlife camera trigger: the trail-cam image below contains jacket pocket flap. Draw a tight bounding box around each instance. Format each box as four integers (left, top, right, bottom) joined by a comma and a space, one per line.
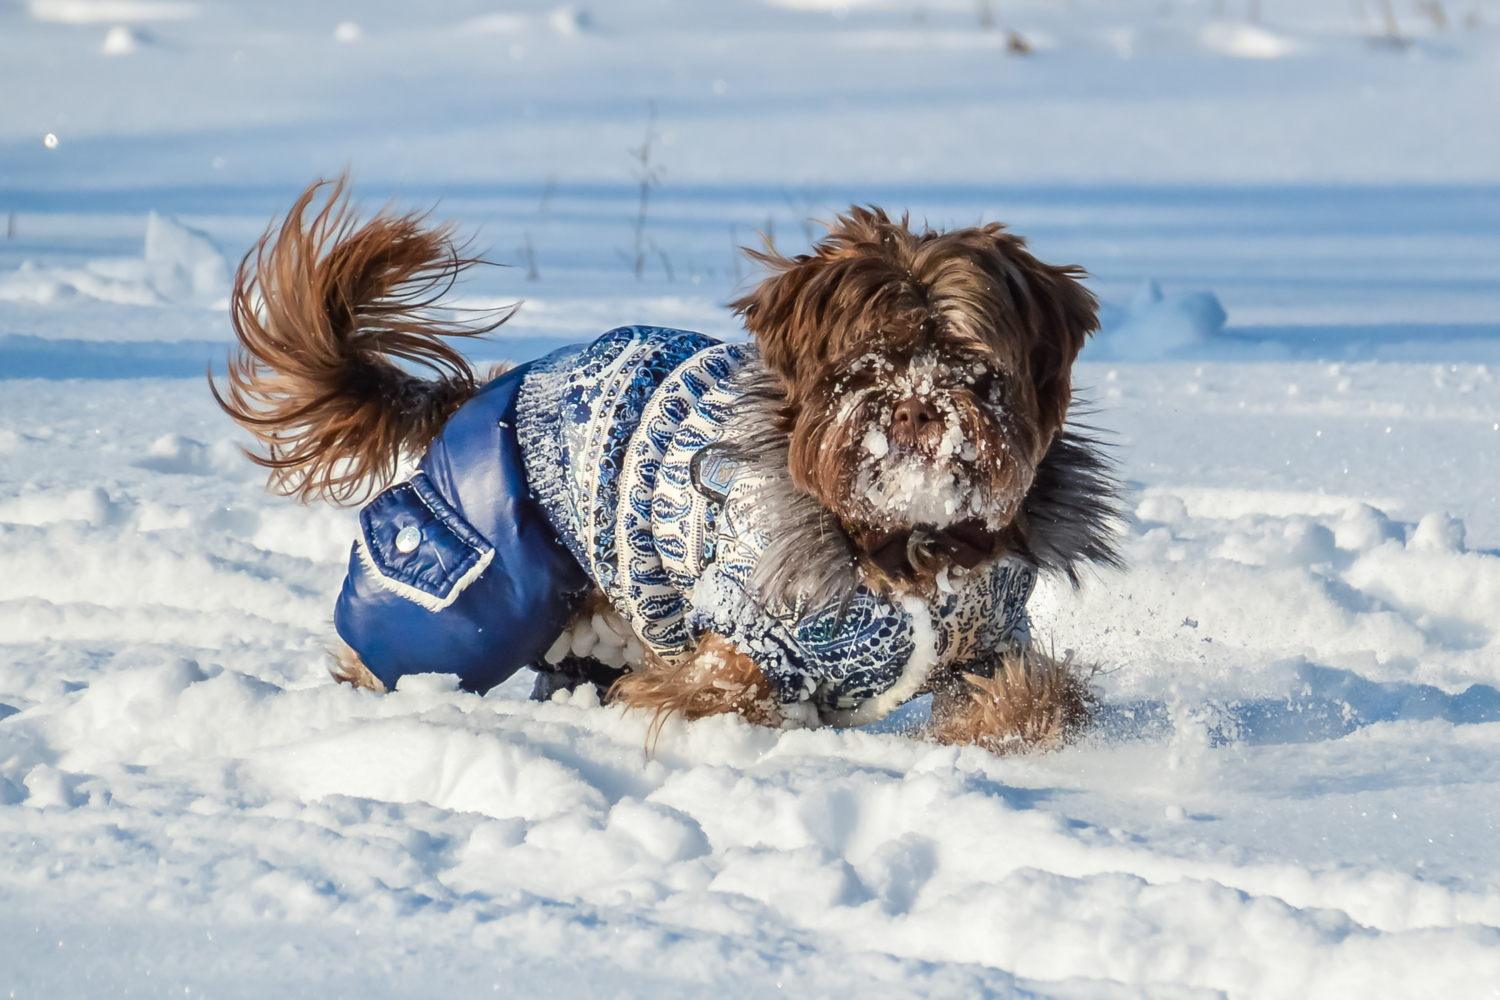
356, 472, 495, 612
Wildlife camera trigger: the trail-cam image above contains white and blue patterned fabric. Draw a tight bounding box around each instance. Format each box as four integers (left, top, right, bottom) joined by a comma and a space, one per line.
517, 327, 1037, 723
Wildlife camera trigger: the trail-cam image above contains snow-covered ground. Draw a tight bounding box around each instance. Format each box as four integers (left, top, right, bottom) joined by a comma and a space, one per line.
3, 1, 1500, 997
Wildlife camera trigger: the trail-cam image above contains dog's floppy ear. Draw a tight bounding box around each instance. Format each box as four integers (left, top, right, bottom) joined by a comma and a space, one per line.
729, 206, 902, 381
981, 232, 1099, 439
729, 248, 825, 382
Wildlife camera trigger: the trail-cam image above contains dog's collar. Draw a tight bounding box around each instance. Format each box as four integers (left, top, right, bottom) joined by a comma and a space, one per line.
856, 521, 998, 580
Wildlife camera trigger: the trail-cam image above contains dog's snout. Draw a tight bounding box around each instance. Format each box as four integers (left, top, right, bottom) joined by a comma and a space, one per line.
892, 397, 941, 433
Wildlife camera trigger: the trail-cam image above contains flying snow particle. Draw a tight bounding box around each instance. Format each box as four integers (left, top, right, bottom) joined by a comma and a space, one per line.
43, 133, 58, 148
333, 21, 362, 43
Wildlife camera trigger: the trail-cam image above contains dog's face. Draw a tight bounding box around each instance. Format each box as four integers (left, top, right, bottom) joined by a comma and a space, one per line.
732, 208, 1097, 586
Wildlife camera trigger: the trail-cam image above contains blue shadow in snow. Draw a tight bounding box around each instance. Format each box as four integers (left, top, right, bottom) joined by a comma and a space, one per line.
1098, 660, 1500, 747
0, 335, 228, 380
841, 662, 1500, 747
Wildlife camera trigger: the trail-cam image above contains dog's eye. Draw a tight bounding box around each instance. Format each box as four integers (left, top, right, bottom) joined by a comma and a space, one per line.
961, 364, 990, 387
968, 369, 1006, 403
829, 366, 884, 392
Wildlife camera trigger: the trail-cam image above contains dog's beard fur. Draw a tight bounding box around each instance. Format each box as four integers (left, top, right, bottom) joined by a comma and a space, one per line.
777, 353, 1029, 592
790, 350, 1036, 573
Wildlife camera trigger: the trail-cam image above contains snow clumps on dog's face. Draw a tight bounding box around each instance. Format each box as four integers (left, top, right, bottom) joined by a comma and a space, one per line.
731, 207, 1098, 582
836, 349, 1018, 530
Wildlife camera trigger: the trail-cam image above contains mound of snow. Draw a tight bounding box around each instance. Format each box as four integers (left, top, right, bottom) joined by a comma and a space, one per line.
549, 5, 591, 36
0, 212, 227, 307
101, 24, 144, 54
1089, 279, 1227, 361
143, 211, 228, 301
460, 6, 590, 37
28, 0, 196, 23
1199, 21, 1298, 59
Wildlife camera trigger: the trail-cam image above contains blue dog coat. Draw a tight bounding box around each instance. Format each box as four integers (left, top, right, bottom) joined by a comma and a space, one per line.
336, 327, 1036, 723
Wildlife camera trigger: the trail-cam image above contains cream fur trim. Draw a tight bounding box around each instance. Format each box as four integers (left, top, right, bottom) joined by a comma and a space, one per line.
354, 532, 494, 613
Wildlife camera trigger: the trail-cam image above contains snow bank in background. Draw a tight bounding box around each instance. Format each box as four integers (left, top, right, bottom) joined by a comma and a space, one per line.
1199, 22, 1298, 59
0, 212, 227, 308
1090, 280, 1228, 361
453, 294, 747, 343
27, 0, 197, 23
101, 24, 144, 55
142, 211, 228, 301
0, 260, 159, 306
460, 5, 592, 37
5, 0, 1499, 193
836, 30, 1019, 50
762, 0, 868, 10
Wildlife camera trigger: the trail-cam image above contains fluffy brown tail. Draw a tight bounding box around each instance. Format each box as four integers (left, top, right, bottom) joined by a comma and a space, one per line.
210, 177, 512, 505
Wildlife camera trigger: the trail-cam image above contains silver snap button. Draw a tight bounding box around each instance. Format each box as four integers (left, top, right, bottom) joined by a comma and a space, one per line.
394, 525, 422, 554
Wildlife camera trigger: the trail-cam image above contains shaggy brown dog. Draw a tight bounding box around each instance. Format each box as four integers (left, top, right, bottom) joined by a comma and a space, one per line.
612, 209, 1113, 749
216, 180, 1118, 753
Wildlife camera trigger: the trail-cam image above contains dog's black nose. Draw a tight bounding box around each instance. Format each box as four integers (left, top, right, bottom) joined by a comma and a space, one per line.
892, 397, 941, 433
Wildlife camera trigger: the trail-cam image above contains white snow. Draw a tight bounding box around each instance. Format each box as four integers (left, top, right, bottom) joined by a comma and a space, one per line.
859, 461, 971, 524
100, 25, 139, 56
3, 0, 1500, 996
1093, 280, 1229, 362
0, 212, 227, 308
28, 0, 197, 23
1198, 22, 1298, 59
5, 363, 1498, 999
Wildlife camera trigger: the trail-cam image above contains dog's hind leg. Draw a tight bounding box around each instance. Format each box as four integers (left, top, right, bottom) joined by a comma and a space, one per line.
610, 633, 782, 738
329, 640, 387, 693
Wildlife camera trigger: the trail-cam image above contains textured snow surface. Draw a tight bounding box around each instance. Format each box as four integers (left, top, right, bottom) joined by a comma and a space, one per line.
4, 0, 1500, 996
2, 366, 1498, 999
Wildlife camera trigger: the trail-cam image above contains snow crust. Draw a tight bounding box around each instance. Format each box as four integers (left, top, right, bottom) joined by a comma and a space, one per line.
3, 363, 1499, 998
1092, 280, 1229, 362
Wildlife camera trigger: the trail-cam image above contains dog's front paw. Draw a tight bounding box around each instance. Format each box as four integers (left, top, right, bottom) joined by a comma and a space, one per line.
927, 649, 1094, 753
610, 633, 782, 734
